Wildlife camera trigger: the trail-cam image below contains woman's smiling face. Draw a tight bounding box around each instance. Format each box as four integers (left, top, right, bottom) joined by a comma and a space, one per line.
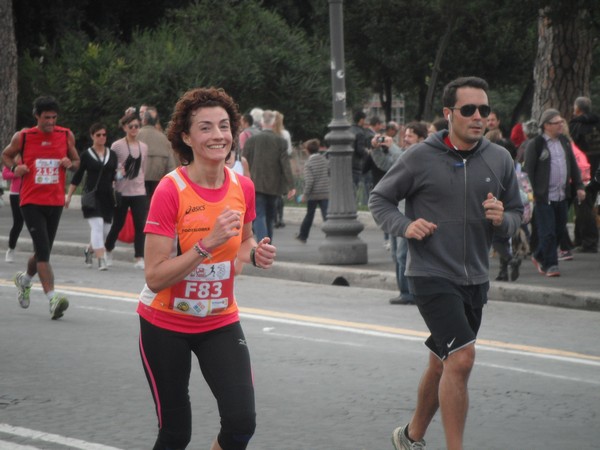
183, 106, 232, 162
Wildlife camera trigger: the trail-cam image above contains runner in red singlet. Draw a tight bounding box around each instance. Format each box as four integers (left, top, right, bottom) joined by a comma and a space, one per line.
1, 95, 80, 320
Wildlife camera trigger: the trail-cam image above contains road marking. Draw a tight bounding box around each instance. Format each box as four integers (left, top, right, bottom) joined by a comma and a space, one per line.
2, 281, 599, 366
262, 327, 367, 347
240, 312, 600, 367
0, 424, 122, 450
478, 362, 600, 386
0, 440, 39, 449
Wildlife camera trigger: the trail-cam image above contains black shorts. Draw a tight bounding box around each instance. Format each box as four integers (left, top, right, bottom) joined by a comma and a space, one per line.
20, 204, 63, 262
408, 277, 488, 360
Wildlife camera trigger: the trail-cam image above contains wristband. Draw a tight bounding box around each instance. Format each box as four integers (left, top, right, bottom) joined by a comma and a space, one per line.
250, 246, 263, 268
193, 240, 212, 260
10, 164, 17, 173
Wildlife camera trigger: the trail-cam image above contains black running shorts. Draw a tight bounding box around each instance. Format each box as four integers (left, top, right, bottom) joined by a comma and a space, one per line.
409, 277, 488, 360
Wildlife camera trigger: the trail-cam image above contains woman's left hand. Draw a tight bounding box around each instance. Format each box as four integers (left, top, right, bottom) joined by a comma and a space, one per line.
255, 237, 276, 269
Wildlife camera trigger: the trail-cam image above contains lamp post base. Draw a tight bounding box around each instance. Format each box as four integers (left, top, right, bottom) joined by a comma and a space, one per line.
319, 218, 367, 265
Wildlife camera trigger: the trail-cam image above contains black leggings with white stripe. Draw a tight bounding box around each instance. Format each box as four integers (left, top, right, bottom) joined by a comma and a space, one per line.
139, 318, 255, 450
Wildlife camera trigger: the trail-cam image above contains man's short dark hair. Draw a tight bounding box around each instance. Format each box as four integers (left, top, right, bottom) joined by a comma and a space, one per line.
574, 96, 592, 114
243, 113, 254, 126
442, 77, 489, 108
353, 110, 366, 124
432, 118, 449, 131
369, 116, 382, 127
33, 95, 59, 116
143, 109, 158, 126
406, 121, 428, 140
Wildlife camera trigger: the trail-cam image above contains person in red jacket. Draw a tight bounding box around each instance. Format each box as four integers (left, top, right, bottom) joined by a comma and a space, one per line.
1, 95, 80, 320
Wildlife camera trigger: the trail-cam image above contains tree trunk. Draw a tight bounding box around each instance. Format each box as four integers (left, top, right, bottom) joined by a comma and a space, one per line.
510, 78, 534, 126
0, 0, 17, 153
378, 73, 392, 123
423, 7, 457, 121
532, 7, 593, 123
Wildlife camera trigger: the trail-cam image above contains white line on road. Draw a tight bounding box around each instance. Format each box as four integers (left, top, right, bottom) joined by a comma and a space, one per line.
477, 362, 600, 385
0, 440, 39, 449
0, 424, 122, 450
262, 327, 367, 347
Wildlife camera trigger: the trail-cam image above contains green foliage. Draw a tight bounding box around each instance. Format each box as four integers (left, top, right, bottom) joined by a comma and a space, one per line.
344, 0, 539, 122
16, 0, 332, 146
19, 34, 134, 147
13, 0, 600, 144
162, 0, 332, 141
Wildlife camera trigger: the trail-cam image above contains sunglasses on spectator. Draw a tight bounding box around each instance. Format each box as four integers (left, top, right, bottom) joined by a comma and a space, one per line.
128, 124, 140, 129
449, 104, 491, 118
95, 132, 106, 137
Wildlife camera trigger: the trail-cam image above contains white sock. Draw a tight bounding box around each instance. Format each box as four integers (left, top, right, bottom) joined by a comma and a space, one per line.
46, 290, 55, 301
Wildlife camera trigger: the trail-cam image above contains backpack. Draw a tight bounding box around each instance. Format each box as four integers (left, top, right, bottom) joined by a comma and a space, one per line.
516, 168, 534, 224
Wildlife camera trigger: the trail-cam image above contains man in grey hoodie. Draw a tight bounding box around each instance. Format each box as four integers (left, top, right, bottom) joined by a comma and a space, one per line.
369, 76, 522, 450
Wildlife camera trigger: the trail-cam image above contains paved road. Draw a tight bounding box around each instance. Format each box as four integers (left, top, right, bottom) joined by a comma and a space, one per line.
1, 254, 598, 449
1, 204, 599, 311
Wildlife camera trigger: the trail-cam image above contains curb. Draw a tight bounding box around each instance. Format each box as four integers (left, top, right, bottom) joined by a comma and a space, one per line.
243, 261, 600, 312
5, 237, 600, 311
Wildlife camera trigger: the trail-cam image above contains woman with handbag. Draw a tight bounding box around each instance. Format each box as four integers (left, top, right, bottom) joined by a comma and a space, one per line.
104, 112, 149, 269
66, 123, 118, 270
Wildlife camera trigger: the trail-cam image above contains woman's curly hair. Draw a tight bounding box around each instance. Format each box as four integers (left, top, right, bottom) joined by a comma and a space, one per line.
167, 87, 241, 164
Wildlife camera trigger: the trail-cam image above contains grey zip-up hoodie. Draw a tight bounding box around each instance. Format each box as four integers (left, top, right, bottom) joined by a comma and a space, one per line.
369, 131, 523, 285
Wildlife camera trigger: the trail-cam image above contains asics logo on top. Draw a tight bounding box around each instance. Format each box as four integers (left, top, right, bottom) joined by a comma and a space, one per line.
185, 204, 206, 214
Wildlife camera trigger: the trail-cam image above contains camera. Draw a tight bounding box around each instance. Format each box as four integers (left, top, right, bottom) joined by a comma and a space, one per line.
377, 136, 385, 143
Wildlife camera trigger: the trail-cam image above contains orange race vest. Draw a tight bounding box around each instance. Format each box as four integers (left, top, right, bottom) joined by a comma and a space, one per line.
20, 126, 70, 207
138, 167, 246, 332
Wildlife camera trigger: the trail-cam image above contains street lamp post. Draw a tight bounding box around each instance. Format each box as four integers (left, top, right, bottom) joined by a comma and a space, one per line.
319, 0, 367, 265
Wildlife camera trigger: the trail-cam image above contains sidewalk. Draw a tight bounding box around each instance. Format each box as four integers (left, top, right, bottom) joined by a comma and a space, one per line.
1, 197, 599, 311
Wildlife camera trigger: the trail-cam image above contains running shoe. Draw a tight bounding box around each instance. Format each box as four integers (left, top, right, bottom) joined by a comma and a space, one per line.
134, 259, 145, 270
392, 425, 426, 450
545, 265, 560, 277
5, 248, 14, 263
557, 250, 573, 261
105, 251, 113, 267
84, 248, 94, 267
49, 294, 69, 320
14, 271, 31, 309
98, 257, 108, 271
531, 256, 545, 275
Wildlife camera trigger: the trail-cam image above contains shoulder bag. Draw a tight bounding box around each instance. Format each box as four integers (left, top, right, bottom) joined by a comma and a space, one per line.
81, 150, 106, 210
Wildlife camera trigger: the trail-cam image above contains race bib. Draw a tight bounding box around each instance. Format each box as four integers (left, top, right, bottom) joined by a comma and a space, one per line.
35, 159, 60, 184
171, 261, 233, 317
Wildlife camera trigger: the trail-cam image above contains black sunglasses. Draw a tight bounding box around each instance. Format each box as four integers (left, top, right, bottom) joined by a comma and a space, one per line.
449, 104, 491, 118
